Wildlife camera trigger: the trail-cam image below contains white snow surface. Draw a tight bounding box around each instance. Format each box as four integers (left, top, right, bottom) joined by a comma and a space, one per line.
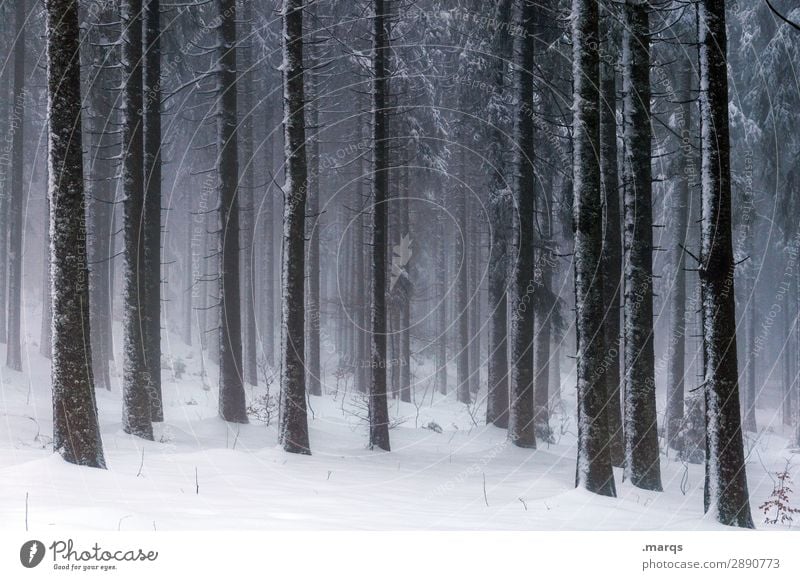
0, 325, 798, 532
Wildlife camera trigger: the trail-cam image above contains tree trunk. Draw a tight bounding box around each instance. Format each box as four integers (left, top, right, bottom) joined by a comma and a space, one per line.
353, 156, 368, 393
279, 0, 311, 454
508, 0, 536, 448
217, 0, 248, 423
436, 193, 448, 395
121, 0, 154, 440
47, 0, 106, 468
261, 109, 276, 368
599, 9, 624, 467
85, 2, 116, 391
455, 154, 470, 405
571, 0, 616, 497
184, 192, 193, 346
305, 8, 322, 396
621, 0, 661, 492
468, 193, 481, 398
144, 0, 163, 421
666, 64, 694, 448
368, 0, 391, 451
698, 0, 753, 528
6, 0, 26, 371
485, 0, 513, 430
239, 0, 258, 387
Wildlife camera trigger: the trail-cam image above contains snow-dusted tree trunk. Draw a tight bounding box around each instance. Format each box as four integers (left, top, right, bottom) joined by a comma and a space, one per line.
6, 0, 26, 371
368, 0, 391, 451
485, 0, 513, 430
698, 0, 753, 528
508, 0, 536, 448
599, 10, 624, 467
279, 0, 311, 454
571, 0, 616, 497
621, 0, 661, 492
217, 0, 248, 423
144, 0, 163, 421
121, 0, 154, 440
47, 0, 106, 468
666, 64, 694, 448
239, 0, 258, 387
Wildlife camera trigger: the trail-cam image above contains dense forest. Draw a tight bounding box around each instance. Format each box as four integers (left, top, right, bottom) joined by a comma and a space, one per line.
0, 0, 799, 531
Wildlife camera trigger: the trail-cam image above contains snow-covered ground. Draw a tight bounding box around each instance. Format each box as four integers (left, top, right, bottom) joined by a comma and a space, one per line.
0, 322, 798, 531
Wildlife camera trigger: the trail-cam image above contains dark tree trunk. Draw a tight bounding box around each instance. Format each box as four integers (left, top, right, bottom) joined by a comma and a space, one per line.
353, 156, 368, 393
436, 193, 448, 395
599, 9, 624, 467
468, 194, 481, 398
47, 0, 106, 468
6, 0, 26, 371
144, 0, 163, 421
261, 109, 276, 368
666, 64, 694, 448
508, 0, 536, 448
217, 0, 248, 423
239, 0, 258, 387
368, 0, 391, 452
184, 192, 193, 347
571, 0, 616, 497
621, 1, 661, 492
279, 0, 311, 454
455, 153, 470, 405
485, 0, 513, 430
698, 0, 753, 529
533, 234, 553, 440
121, 0, 154, 440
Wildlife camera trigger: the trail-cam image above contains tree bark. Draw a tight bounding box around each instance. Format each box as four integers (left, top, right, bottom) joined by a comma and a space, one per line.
144, 0, 163, 421
217, 0, 248, 423
698, 0, 754, 528
47, 0, 106, 468
279, 0, 311, 454
121, 0, 154, 440
455, 152, 470, 405
508, 0, 536, 448
621, 0, 662, 492
599, 9, 624, 467
667, 64, 694, 447
485, 0, 513, 430
368, 0, 391, 451
239, 0, 258, 387
571, 0, 616, 497
6, 0, 26, 371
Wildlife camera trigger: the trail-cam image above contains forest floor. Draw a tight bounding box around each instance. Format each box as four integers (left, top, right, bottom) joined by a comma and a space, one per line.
0, 327, 798, 531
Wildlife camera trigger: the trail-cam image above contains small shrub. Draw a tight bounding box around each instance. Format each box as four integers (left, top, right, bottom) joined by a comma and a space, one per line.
760, 466, 800, 525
